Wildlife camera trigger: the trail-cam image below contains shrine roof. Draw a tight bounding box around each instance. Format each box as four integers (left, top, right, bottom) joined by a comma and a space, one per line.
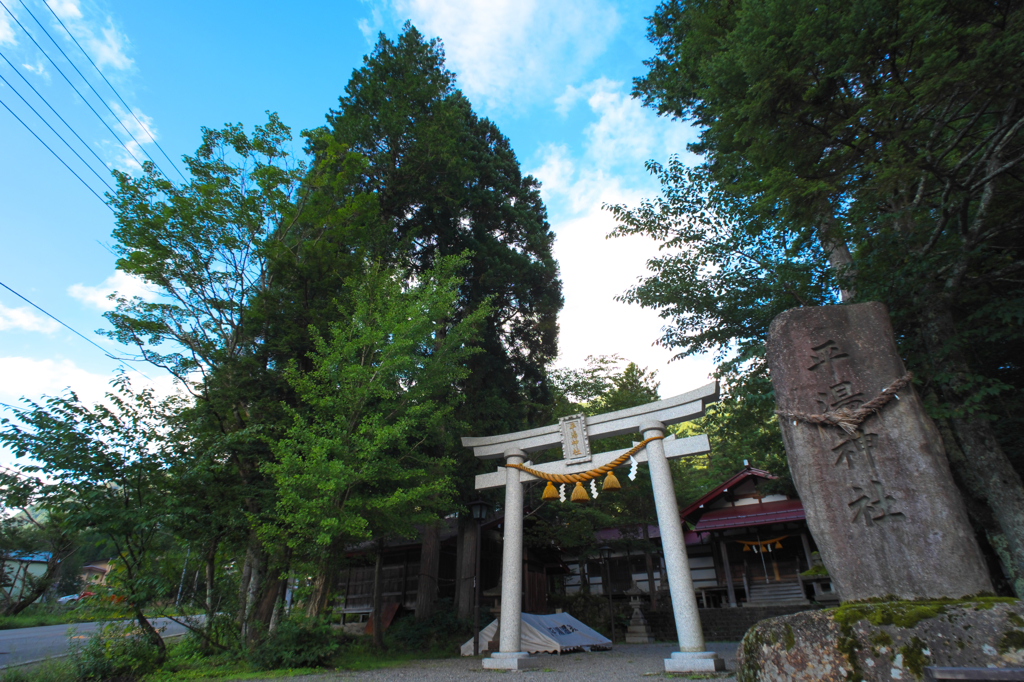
678, 466, 778, 520
692, 499, 806, 532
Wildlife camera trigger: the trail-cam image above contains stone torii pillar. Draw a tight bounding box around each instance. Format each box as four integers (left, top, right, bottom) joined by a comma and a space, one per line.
463, 382, 726, 673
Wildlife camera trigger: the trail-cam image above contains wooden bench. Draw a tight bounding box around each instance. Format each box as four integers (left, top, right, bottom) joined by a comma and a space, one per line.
924, 667, 1024, 681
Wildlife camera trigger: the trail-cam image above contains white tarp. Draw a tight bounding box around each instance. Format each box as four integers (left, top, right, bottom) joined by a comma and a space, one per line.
460, 612, 612, 656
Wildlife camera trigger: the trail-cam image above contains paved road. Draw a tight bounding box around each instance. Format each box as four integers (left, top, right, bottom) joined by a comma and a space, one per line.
0, 617, 191, 668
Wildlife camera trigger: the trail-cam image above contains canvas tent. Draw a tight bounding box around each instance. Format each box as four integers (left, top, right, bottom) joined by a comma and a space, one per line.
461, 612, 612, 656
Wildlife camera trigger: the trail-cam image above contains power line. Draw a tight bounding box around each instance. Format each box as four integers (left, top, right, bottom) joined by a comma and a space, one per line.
0, 93, 110, 207
0, 0, 147, 170
42, 0, 187, 182
0, 47, 114, 179
0, 65, 114, 193
0, 279, 151, 380
15, 0, 170, 179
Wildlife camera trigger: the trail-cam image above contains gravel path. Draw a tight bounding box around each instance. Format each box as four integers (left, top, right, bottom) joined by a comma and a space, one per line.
258, 642, 740, 681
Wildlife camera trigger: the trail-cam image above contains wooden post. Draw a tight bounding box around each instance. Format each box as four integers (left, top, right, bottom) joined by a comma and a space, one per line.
719, 541, 737, 607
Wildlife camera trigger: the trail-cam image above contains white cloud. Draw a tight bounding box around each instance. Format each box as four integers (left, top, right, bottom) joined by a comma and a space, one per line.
45, 1, 133, 72
531, 79, 712, 398
0, 303, 59, 334
381, 0, 620, 111
68, 271, 160, 310
46, 0, 82, 20
358, 3, 384, 44
0, 356, 182, 421
21, 59, 48, 79
88, 22, 131, 71
0, 10, 16, 46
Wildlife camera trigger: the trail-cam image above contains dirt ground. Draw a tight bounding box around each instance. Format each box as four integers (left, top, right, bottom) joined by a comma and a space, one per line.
255, 642, 741, 681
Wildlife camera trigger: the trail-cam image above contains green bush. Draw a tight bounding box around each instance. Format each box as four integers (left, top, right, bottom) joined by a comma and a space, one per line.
247, 617, 341, 670
387, 600, 469, 652
71, 621, 162, 681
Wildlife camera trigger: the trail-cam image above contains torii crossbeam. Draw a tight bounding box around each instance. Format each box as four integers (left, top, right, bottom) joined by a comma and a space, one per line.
463, 381, 726, 673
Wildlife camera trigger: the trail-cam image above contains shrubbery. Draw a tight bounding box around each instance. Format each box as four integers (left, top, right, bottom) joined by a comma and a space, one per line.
387, 600, 470, 652
247, 616, 341, 670
71, 622, 161, 681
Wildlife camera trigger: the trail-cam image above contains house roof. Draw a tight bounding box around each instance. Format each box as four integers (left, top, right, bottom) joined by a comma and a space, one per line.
678, 466, 778, 520
693, 499, 805, 532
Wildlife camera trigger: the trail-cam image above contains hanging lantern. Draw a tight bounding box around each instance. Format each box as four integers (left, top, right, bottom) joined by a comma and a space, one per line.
571, 481, 589, 503
603, 471, 621, 492
542, 481, 559, 501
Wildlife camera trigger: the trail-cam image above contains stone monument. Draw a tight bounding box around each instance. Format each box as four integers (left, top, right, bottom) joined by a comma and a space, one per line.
624, 584, 655, 644
766, 302, 991, 600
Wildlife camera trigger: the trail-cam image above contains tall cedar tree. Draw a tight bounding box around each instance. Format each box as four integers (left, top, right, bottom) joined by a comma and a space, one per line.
620, 0, 1024, 592
312, 24, 562, 618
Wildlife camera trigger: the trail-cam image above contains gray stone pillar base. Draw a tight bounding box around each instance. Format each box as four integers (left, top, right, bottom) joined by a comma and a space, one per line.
482, 652, 541, 670
664, 651, 726, 673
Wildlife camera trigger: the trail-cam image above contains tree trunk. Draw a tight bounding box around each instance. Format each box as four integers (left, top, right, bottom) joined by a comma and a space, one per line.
641, 524, 658, 612
919, 298, 1024, 597
372, 538, 387, 651
456, 516, 477, 621
237, 547, 253, 627
816, 210, 856, 302
134, 604, 167, 666
241, 548, 263, 644
414, 522, 441, 621
205, 540, 218, 619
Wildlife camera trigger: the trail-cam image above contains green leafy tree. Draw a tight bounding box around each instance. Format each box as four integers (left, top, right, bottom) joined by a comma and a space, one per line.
267, 255, 486, 645
0, 375, 181, 663
619, 0, 1024, 592
106, 113, 380, 638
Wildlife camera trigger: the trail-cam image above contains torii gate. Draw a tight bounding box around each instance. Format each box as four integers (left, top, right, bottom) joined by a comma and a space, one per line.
463, 381, 726, 673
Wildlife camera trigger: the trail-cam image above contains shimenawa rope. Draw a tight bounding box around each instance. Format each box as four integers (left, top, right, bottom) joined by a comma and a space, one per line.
775, 372, 913, 435
503, 435, 664, 483
504, 435, 664, 503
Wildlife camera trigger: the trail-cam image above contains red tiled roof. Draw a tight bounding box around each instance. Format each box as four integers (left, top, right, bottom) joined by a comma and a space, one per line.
693, 499, 805, 531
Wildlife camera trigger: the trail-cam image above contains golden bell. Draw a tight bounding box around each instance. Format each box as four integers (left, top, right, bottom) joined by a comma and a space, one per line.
602, 471, 621, 492
570, 481, 589, 504
542, 481, 559, 501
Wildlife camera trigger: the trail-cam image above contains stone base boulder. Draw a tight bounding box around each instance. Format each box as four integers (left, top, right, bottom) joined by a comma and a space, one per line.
737, 598, 1024, 681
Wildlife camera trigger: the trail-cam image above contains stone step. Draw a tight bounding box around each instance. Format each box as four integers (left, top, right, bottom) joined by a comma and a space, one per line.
748, 582, 809, 604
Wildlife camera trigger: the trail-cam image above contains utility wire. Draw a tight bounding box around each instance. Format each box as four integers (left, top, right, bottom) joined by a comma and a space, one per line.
15, 0, 169, 178
42, 0, 187, 182
0, 67, 113, 192
0, 279, 151, 380
0, 93, 110, 207
0, 48, 114, 180
0, 0, 147, 170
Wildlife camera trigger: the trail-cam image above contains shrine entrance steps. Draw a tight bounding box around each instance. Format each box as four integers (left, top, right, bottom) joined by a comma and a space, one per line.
745, 581, 810, 606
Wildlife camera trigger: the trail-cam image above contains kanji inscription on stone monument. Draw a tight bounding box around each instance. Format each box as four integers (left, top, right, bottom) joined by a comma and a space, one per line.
767, 302, 991, 601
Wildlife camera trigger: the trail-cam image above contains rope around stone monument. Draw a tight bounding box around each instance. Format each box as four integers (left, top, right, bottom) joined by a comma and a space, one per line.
775, 372, 913, 435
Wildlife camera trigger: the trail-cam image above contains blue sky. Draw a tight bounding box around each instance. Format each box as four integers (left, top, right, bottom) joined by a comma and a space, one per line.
0, 0, 714, 435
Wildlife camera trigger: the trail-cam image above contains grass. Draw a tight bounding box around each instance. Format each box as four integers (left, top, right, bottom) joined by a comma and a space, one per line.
141, 638, 453, 681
